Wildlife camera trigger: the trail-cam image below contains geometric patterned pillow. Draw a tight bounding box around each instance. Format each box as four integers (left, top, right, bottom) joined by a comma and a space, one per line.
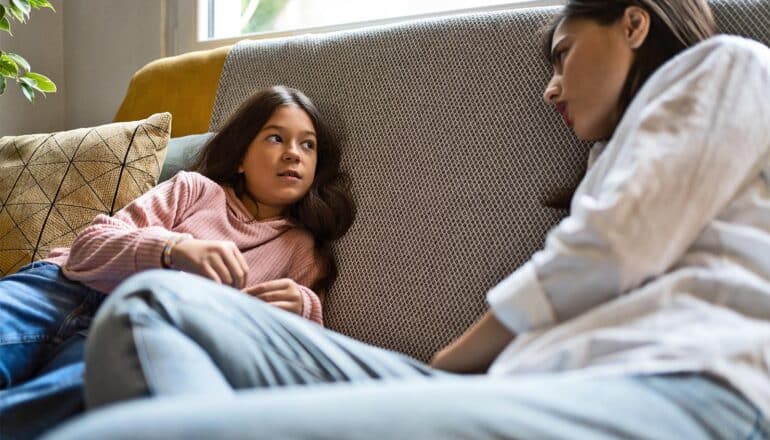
0, 112, 171, 276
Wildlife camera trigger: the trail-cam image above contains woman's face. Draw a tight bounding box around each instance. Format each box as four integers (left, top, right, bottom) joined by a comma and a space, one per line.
543, 11, 645, 141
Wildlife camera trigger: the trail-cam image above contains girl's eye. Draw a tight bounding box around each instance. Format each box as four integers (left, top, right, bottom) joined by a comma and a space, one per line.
302, 141, 316, 150
267, 134, 282, 143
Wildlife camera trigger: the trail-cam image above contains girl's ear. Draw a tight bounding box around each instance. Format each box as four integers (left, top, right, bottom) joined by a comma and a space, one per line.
623, 6, 650, 49
238, 164, 244, 173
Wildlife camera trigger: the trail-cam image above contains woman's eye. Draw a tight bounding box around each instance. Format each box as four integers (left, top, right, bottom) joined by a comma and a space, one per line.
557, 48, 568, 65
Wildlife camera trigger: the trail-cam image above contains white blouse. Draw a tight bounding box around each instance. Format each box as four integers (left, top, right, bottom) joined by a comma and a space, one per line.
487, 35, 770, 416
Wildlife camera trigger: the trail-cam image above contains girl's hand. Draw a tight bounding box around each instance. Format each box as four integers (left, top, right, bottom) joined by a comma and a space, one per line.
243, 279, 304, 315
170, 239, 249, 289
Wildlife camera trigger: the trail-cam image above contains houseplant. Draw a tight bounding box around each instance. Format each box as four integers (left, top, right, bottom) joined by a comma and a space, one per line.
0, 0, 56, 102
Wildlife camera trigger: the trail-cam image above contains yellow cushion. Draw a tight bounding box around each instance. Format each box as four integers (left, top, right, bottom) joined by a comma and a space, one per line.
0, 113, 172, 275
114, 46, 230, 138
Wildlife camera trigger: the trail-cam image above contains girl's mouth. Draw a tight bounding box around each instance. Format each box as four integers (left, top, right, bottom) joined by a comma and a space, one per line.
277, 169, 301, 179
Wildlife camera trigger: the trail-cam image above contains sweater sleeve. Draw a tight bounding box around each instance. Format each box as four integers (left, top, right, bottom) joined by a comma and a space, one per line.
289, 237, 326, 325
62, 171, 198, 293
488, 36, 770, 333
298, 284, 324, 325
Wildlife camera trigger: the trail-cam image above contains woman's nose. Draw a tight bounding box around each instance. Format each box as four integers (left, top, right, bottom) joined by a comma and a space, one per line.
543, 77, 560, 103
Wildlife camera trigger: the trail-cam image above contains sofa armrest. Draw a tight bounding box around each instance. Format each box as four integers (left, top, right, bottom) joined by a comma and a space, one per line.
113, 46, 230, 138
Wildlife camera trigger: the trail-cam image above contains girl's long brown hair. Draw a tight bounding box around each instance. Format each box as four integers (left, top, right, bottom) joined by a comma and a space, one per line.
191, 85, 356, 292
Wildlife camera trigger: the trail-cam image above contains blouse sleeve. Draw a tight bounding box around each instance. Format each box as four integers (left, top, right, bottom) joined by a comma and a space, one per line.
487, 36, 770, 333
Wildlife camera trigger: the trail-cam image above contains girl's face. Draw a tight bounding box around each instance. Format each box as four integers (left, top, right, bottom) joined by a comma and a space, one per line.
238, 104, 318, 220
543, 9, 647, 141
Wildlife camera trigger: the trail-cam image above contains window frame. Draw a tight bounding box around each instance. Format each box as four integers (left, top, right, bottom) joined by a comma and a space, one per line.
167, 0, 563, 56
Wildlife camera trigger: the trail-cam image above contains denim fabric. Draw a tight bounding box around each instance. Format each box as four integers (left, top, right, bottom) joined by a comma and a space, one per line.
83, 270, 436, 408
0, 262, 104, 440
43, 271, 770, 440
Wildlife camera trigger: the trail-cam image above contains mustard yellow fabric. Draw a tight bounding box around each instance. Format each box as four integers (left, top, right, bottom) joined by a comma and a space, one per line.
114, 46, 230, 138
0, 113, 171, 275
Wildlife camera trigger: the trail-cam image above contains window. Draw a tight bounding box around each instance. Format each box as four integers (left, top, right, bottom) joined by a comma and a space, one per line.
168, 0, 561, 55
197, 0, 560, 41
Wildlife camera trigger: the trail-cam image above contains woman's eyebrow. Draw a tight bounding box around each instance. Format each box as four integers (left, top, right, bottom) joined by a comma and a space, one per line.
550, 36, 567, 63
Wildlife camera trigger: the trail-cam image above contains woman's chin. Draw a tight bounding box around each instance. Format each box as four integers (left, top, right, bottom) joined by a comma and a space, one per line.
572, 124, 609, 143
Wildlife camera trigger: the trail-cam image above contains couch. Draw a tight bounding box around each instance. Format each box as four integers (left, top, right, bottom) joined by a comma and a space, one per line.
122, 0, 769, 363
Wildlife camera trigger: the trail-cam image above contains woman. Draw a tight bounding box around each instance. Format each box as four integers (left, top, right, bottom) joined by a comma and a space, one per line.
45, 1, 770, 438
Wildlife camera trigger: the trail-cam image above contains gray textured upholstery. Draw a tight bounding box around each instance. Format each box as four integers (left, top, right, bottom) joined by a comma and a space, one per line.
210, 1, 770, 361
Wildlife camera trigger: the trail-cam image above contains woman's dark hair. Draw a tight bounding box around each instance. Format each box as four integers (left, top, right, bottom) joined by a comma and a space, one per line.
191, 85, 356, 292
539, 1, 716, 210
542, 0, 716, 116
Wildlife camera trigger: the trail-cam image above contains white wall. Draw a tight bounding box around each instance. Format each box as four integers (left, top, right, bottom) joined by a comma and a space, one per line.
0, 0, 64, 136
0, 0, 165, 136
63, 0, 164, 131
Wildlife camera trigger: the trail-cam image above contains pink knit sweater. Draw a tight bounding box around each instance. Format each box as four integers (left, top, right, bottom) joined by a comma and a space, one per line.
45, 171, 324, 324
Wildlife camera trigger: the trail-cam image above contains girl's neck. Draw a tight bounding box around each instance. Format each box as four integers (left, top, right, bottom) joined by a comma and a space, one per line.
239, 190, 284, 222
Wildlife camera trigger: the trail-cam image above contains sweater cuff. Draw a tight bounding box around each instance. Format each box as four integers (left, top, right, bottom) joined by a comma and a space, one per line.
486, 261, 557, 333
299, 285, 323, 326
134, 231, 193, 272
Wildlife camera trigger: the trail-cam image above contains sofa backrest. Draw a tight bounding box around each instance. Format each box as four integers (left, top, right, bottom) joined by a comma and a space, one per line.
208, 0, 770, 361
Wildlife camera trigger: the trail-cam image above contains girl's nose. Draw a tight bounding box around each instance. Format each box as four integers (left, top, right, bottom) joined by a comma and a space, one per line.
282, 144, 300, 161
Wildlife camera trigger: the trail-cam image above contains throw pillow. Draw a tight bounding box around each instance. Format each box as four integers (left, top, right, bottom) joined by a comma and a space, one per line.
159, 132, 215, 183
0, 112, 172, 276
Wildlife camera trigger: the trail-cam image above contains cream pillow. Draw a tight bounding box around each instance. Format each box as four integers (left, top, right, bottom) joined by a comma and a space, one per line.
0, 112, 171, 275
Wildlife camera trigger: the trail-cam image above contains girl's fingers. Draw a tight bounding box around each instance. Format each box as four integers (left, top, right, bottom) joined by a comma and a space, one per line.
219, 248, 246, 288
201, 265, 222, 285
207, 254, 233, 286
254, 289, 296, 303
231, 245, 249, 279
246, 278, 293, 295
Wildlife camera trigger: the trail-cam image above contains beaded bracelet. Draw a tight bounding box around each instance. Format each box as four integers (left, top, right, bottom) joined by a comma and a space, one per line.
161, 236, 186, 269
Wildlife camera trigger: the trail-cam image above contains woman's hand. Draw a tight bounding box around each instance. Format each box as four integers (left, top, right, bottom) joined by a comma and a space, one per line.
243, 278, 304, 316
430, 311, 515, 373
170, 239, 249, 289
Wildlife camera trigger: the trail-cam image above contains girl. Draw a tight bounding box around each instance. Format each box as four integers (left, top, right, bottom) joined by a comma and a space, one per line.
45, 1, 770, 439
0, 85, 355, 438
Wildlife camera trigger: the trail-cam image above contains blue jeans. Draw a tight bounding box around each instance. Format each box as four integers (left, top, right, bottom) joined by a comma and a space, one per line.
43, 270, 770, 439
0, 262, 104, 440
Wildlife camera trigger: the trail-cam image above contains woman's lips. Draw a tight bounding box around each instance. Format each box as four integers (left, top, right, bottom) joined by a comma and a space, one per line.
556, 102, 572, 127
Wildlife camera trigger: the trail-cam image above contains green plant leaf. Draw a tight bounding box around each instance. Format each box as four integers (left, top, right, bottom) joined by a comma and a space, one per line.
0, 76, 6, 95
19, 74, 34, 87
19, 81, 35, 102
0, 5, 6, 22
7, 53, 29, 72
0, 16, 11, 33
0, 55, 18, 77
24, 72, 55, 92
8, 1, 26, 23
11, 0, 31, 16
28, 0, 54, 11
